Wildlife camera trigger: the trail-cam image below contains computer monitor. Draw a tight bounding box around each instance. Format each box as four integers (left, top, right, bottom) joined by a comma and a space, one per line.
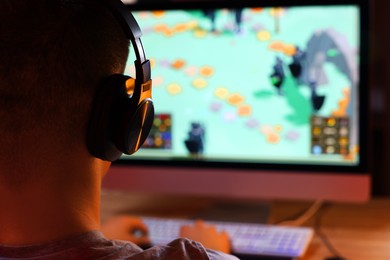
103, 0, 370, 203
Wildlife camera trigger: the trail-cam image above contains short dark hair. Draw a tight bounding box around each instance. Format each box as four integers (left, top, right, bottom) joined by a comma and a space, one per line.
0, 0, 129, 182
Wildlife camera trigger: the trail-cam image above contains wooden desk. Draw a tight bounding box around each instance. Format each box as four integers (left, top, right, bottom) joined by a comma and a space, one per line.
270, 199, 390, 260
101, 190, 390, 260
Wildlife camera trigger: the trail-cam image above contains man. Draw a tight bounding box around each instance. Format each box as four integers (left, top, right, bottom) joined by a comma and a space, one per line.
0, 0, 237, 259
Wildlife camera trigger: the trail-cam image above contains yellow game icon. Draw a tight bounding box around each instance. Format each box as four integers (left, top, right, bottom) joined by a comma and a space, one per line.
274, 125, 283, 133
257, 30, 271, 41
154, 24, 169, 33
167, 83, 182, 95
227, 93, 244, 106
237, 104, 252, 116
200, 66, 215, 77
267, 132, 280, 144
283, 44, 297, 56
171, 59, 186, 70
194, 28, 207, 38
214, 87, 229, 99
152, 10, 165, 18
192, 78, 207, 89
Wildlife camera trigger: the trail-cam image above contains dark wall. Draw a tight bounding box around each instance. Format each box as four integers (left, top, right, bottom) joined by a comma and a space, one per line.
370, 0, 390, 196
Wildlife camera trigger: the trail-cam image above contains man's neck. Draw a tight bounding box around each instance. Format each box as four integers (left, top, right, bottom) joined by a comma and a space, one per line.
0, 154, 109, 245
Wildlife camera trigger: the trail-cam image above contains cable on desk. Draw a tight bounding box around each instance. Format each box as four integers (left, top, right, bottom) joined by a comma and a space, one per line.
273, 201, 348, 260
275, 200, 324, 227
314, 203, 348, 260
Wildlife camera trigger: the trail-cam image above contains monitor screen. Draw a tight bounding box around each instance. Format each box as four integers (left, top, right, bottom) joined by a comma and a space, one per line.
104, 0, 370, 202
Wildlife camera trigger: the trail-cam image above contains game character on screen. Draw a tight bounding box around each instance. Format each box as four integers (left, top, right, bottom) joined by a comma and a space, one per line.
185, 122, 206, 158
202, 8, 244, 33
289, 46, 306, 78
270, 56, 285, 94
0, 0, 237, 259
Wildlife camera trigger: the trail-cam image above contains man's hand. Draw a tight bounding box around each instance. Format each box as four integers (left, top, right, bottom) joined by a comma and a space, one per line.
180, 220, 231, 254
101, 215, 151, 246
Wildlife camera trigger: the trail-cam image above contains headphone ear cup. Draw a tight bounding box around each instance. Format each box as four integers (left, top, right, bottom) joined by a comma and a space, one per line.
87, 74, 129, 162
114, 98, 154, 154
87, 74, 154, 161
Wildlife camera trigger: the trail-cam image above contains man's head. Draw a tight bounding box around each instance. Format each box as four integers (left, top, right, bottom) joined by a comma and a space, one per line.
0, 0, 130, 185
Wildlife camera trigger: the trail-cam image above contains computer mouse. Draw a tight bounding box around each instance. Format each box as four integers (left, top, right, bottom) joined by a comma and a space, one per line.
130, 228, 146, 237
129, 228, 152, 249
324, 257, 348, 260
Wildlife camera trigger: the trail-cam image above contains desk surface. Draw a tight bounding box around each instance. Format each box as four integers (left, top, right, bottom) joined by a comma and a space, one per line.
101, 190, 390, 260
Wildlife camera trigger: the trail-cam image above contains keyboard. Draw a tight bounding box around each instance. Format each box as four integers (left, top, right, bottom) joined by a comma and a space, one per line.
141, 216, 314, 259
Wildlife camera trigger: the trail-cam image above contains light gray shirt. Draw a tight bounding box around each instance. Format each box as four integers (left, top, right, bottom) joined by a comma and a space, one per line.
0, 231, 238, 259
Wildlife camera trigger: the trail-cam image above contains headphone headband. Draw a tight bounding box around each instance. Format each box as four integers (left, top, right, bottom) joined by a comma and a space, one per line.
98, 0, 151, 84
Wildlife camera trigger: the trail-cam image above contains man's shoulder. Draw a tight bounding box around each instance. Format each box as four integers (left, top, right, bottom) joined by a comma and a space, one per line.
105, 238, 238, 259
0, 232, 237, 260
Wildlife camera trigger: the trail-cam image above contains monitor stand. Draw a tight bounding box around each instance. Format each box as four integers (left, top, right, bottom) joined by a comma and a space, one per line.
191, 200, 271, 224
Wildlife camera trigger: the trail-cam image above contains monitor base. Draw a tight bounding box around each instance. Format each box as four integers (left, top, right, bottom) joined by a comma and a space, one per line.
191, 201, 271, 224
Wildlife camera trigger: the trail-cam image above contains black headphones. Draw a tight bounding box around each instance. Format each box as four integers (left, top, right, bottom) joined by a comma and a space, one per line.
86, 0, 154, 162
